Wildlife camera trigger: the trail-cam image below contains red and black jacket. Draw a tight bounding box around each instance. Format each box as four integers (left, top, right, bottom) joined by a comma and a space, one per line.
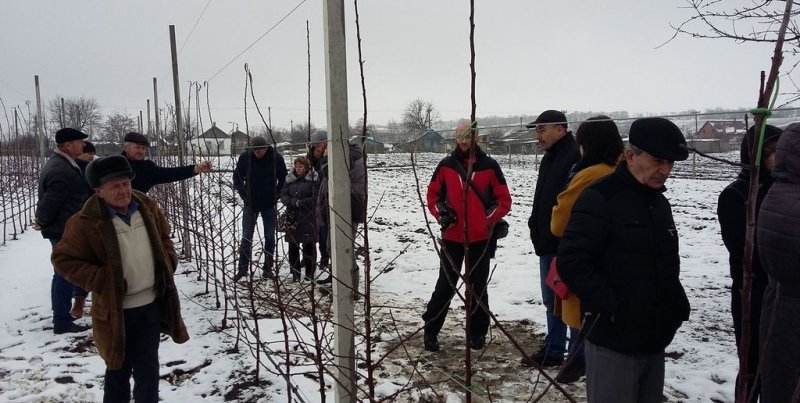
427, 147, 512, 243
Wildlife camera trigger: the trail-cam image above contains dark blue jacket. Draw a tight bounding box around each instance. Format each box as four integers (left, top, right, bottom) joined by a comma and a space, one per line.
233, 147, 287, 209
36, 151, 91, 240
528, 133, 580, 256
123, 152, 197, 193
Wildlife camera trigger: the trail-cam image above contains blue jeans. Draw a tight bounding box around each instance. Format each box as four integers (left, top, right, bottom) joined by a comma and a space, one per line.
539, 254, 584, 360
50, 238, 76, 330
237, 205, 276, 273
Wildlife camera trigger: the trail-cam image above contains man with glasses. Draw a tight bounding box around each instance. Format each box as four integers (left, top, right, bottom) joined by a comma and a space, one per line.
522, 110, 582, 369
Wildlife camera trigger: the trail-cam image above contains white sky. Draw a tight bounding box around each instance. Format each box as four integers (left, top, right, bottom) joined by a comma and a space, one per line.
0, 0, 790, 132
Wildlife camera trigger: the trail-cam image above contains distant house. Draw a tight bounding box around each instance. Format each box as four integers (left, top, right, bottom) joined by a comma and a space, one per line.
188, 124, 231, 155
486, 127, 537, 154
230, 130, 250, 155
696, 120, 745, 142
395, 130, 446, 152
364, 137, 389, 154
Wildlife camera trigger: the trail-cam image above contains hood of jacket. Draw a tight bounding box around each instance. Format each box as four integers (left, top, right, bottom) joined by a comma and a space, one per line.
773, 122, 800, 184
738, 124, 782, 183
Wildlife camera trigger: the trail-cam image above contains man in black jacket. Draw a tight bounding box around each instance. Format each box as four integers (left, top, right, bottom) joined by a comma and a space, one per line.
34, 128, 92, 334
558, 117, 691, 403
233, 136, 288, 281
523, 110, 581, 368
121, 132, 212, 193
717, 124, 782, 403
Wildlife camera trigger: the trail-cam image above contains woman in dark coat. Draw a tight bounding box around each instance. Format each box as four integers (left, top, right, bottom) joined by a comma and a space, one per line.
280, 157, 318, 282
756, 122, 800, 403
717, 124, 782, 402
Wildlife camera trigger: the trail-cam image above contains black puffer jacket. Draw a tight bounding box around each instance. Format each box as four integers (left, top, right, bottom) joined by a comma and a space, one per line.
233, 147, 288, 209
758, 122, 800, 288
280, 169, 318, 244
756, 122, 800, 403
557, 163, 690, 354
528, 133, 580, 256
718, 125, 782, 291
36, 151, 91, 240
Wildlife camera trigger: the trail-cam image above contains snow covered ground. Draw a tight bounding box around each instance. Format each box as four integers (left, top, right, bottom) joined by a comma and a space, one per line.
0, 151, 740, 402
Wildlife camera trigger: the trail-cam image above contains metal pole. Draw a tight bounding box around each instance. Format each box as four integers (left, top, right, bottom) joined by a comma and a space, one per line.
169, 24, 192, 258
147, 99, 152, 136
153, 78, 161, 156
323, 1, 356, 401
34, 75, 46, 160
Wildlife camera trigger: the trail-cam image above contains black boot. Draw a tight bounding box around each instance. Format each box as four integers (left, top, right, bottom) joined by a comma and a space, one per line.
424, 331, 440, 352
290, 265, 301, 282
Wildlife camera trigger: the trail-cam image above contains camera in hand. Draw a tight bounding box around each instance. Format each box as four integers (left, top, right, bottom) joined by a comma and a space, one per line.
437, 204, 457, 230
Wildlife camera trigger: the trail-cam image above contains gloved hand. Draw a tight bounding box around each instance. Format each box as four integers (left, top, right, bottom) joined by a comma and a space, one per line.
437, 206, 457, 230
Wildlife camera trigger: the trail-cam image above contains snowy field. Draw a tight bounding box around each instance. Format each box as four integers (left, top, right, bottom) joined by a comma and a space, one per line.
0, 151, 740, 402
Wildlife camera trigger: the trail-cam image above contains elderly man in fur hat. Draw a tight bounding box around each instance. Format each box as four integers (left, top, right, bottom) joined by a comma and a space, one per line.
52, 155, 189, 403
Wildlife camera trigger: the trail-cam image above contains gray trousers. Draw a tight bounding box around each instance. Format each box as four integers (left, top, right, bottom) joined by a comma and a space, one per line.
585, 340, 665, 403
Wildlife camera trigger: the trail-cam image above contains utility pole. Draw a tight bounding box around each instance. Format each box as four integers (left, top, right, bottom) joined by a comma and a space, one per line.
147, 99, 152, 135
153, 78, 161, 156
138, 110, 143, 133
170, 24, 192, 258
34, 75, 46, 160
323, 1, 356, 401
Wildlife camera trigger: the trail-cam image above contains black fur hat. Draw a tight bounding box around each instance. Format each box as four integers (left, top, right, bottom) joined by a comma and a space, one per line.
85, 155, 135, 188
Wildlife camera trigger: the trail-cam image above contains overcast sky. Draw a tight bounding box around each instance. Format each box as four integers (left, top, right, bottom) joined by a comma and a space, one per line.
0, 0, 790, 133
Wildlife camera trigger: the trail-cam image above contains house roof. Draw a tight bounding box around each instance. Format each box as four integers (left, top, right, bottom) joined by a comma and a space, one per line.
230, 130, 248, 139
198, 126, 230, 139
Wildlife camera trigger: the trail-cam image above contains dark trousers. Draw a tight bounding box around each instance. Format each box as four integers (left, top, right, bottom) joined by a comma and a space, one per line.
104, 302, 161, 403
288, 241, 316, 277
318, 224, 329, 264
422, 239, 491, 339
49, 238, 76, 330
237, 205, 276, 273
732, 283, 766, 403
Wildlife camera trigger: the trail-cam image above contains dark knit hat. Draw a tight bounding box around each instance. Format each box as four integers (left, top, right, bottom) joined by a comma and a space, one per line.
526, 110, 568, 129
123, 132, 149, 146
628, 118, 689, 161
310, 130, 328, 144
55, 128, 88, 144
83, 141, 96, 154
85, 155, 136, 188
251, 136, 268, 148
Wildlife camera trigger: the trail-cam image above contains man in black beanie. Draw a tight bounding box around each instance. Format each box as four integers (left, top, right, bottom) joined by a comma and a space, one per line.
121, 131, 213, 193
34, 128, 91, 334
558, 117, 691, 402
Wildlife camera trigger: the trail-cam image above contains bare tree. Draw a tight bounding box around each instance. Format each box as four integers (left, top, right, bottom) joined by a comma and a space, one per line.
350, 117, 375, 138
102, 111, 137, 143
46, 96, 103, 134
287, 121, 315, 146
401, 99, 440, 134
668, 1, 800, 103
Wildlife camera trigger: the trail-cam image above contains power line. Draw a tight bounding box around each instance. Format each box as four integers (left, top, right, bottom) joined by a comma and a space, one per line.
206, 0, 309, 82
179, 0, 213, 55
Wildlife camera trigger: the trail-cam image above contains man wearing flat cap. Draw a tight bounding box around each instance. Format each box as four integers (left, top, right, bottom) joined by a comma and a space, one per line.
35, 127, 92, 335
233, 136, 288, 281
53, 155, 189, 402
557, 117, 691, 402
522, 110, 582, 369
121, 131, 212, 193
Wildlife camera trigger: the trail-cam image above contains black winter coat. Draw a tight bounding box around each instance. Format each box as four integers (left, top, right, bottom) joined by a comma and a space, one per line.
280, 169, 319, 244
557, 163, 690, 354
233, 147, 288, 209
756, 123, 800, 403
36, 151, 91, 240
123, 153, 197, 193
316, 141, 366, 226
528, 134, 580, 256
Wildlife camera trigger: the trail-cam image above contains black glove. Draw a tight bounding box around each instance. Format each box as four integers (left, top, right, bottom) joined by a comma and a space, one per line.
436, 203, 457, 230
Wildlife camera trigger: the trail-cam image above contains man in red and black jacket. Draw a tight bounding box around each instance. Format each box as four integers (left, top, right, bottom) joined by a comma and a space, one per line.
421, 121, 512, 352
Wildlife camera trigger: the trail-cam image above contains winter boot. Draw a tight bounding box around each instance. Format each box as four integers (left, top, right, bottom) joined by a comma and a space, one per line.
424, 331, 440, 352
